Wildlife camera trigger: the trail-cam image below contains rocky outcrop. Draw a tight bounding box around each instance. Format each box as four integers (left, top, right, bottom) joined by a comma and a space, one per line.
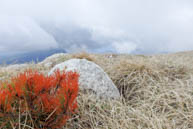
39, 53, 67, 68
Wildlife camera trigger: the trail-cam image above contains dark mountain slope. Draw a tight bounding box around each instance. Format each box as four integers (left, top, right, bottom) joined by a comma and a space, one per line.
0, 48, 66, 64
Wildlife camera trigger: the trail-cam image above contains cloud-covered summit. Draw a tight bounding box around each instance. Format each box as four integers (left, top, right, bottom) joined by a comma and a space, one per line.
0, 0, 193, 55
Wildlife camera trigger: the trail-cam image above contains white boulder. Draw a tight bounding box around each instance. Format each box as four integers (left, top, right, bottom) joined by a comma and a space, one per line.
48, 59, 120, 99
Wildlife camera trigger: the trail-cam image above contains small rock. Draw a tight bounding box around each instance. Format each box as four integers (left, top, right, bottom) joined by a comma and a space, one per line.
48, 59, 120, 99
39, 53, 66, 64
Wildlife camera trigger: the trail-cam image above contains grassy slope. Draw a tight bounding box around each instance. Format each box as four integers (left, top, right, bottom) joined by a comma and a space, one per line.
0, 52, 193, 129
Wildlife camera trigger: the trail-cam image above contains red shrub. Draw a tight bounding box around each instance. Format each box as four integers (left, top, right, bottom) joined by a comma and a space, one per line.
0, 70, 79, 129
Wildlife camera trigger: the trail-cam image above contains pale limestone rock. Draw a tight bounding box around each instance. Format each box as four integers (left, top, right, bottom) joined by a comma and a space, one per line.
48, 59, 120, 99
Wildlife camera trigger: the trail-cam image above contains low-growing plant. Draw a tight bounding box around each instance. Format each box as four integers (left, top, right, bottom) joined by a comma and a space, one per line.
0, 69, 79, 129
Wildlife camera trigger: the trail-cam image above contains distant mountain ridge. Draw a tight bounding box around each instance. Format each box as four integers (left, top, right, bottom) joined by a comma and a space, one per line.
0, 48, 66, 65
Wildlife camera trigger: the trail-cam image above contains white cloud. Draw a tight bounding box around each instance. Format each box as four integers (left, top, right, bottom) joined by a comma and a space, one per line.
0, 0, 193, 54
0, 15, 58, 54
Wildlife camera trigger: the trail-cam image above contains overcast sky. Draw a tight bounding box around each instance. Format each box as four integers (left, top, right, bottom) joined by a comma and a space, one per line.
0, 0, 193, 55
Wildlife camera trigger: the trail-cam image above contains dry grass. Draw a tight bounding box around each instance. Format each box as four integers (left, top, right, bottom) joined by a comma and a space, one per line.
71, 51, 95, 62
0, 52, 193, 129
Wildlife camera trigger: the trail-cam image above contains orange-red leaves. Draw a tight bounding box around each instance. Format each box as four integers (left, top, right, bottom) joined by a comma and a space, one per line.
0, 69, 79, 128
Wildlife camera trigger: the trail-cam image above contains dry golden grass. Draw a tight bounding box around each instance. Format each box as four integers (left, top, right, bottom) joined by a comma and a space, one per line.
71, 51, 95, 62
0, 51, 193, 129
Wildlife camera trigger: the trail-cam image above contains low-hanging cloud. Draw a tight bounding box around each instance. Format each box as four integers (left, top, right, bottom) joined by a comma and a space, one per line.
0, 0, 193, 55
0, 15, 58, 54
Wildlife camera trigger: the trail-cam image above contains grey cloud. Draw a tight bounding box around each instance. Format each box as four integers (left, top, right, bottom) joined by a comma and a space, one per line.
39, 23, 114, 53
0, 0, 193, 55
